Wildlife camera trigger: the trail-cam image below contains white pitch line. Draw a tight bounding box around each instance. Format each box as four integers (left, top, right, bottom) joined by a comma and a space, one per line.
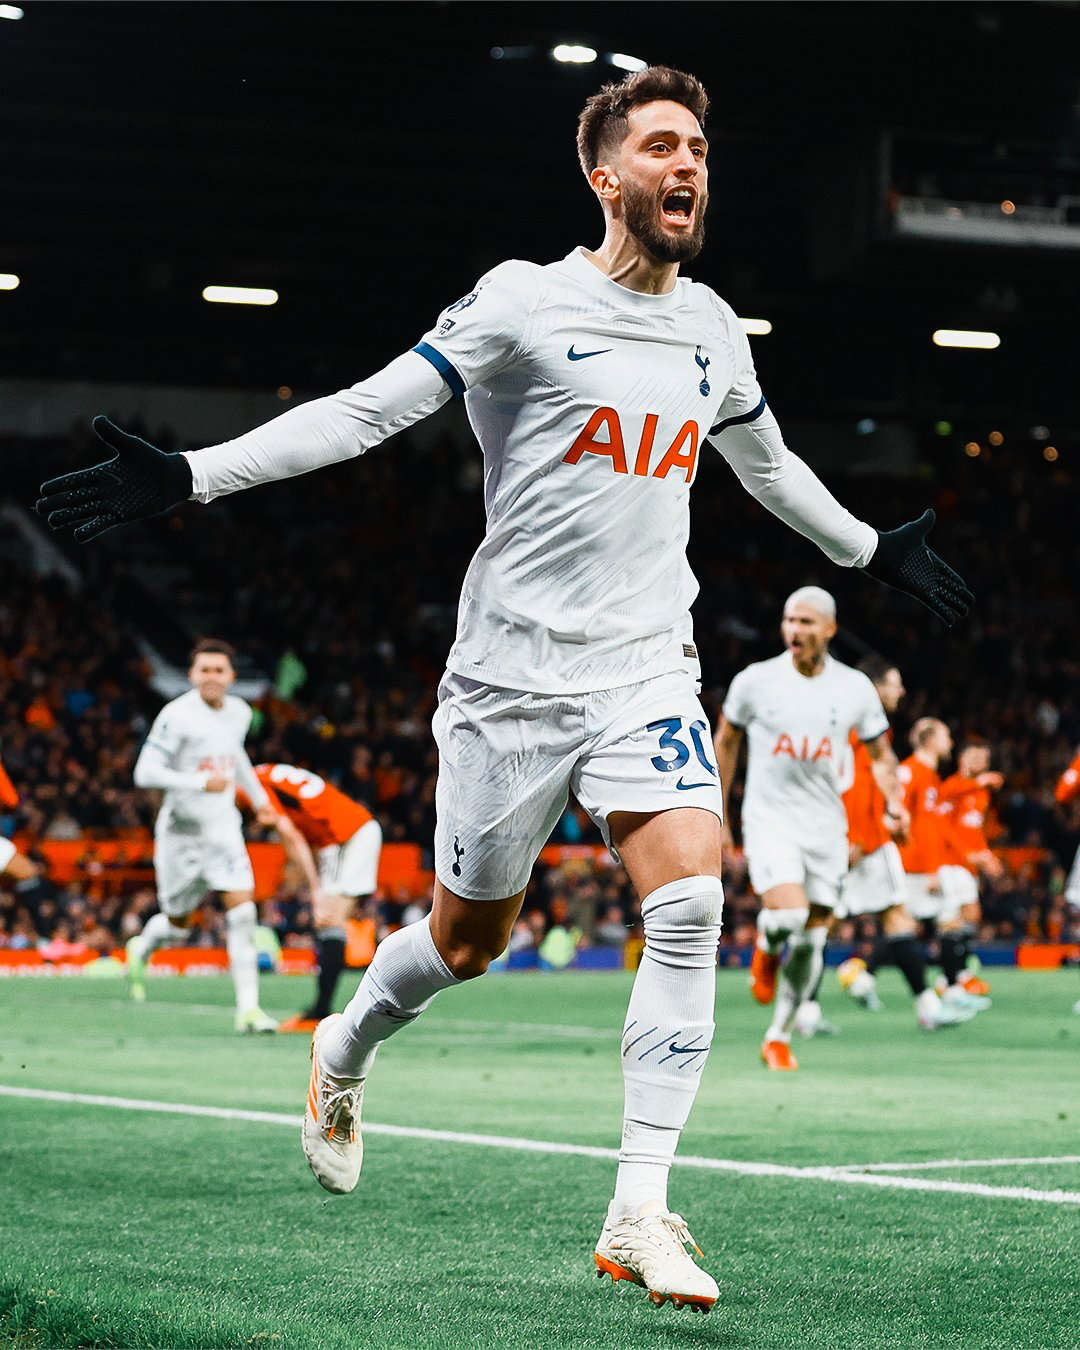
3, 1084, 1079, 1207
833, 1155, 1080, 1173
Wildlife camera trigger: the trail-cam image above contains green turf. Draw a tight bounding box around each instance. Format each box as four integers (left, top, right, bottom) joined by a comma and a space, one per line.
2, 967, 1079, 1349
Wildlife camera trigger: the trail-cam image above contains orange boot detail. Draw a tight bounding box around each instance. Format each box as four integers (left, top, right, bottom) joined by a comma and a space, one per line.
761, 1039, 799, 1071
750, 947, 780, 1004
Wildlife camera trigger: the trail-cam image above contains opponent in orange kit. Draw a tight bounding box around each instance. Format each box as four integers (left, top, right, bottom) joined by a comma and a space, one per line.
834, 659, 969, 1029
1056, 747, 1080, 911
896, 720, 988, 1014
253, 763, 383, 1032
0, 755, 44, 889
938, 739, 1004, 998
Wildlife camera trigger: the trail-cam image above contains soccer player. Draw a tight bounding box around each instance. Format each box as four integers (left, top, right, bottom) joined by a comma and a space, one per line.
248, 762, 383, 1033
713, 588, 906, 1071
1056, 748, 1080, 1015
0, 755, 46, 892
836, 657, 972, 1029
938, 739, 1003, 998
127, 639, 287, 1033
895, 719, 988, 1013
37, 67, 972, 1310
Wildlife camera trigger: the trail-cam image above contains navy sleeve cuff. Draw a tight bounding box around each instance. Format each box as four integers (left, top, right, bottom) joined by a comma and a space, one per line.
413, 342, 466, 399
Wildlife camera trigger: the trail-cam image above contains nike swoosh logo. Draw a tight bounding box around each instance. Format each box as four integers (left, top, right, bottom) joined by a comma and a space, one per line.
567, 346, 612, 361
668, 1042, 705, 1055
675, 778, 712, 791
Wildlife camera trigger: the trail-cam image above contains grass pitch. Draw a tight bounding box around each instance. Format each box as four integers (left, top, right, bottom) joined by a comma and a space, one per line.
2, 966, 1079, 1349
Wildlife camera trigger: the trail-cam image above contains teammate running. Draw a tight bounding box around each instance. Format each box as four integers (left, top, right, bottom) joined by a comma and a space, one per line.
250, 762, 383, 1033
938, 739, 1003, 998
836, 657, 973, 1029
37, 67, 972, 1311
127, 639, 293, 1033
714, 588, 906, 1070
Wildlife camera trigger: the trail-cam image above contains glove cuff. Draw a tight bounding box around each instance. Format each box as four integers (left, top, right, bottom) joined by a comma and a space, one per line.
161, 451, 194, 508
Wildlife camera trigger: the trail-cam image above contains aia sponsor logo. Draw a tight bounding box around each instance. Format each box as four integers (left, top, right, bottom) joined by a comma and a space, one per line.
771, 734, 834, 763
562, 408, 701, 483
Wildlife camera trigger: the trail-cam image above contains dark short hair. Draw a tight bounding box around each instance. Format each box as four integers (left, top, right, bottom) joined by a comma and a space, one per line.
857, 654, 899, 686
576, 66, 709, 179
189, 637, 237, 666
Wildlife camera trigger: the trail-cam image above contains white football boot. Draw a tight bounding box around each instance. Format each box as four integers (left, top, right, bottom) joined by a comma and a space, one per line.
234, 1007, 278, 1034
302, 1014, 364, 1194
917, 989, 975, 1030
595, 1200, 718, 1312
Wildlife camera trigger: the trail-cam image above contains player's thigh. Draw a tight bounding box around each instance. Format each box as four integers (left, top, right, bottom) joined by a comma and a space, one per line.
573, 670, 723, 893
432, 672, 580, 901
1066, 845, 1080, 906
608, 807, 723, 900
430, 879, 527, 970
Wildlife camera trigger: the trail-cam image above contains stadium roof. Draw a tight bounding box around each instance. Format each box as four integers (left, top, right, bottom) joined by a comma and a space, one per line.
3, 1, 1080, 428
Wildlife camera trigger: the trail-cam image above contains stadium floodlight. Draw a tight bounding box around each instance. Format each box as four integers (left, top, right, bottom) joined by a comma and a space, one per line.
552, 44, 597, 64
0, 5, 24, 19
202, 285, 279, 306
739, 317, 773, 336
0, 273, 19, 290
932, 328, 1001, 349
607, 52, 647, 72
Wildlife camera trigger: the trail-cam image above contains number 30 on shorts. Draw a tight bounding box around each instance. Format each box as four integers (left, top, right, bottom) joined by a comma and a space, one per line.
646, 717, 718, 777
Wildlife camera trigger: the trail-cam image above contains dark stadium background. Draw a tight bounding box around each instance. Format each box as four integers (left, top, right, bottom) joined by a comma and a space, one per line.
2, 0, 1079, 961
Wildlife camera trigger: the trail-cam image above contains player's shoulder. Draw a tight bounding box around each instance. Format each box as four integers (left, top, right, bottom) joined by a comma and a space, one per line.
222, 693, 253, 720
679, 279, 742, 337
826, 656, 878, 697
475, 257, 548, 299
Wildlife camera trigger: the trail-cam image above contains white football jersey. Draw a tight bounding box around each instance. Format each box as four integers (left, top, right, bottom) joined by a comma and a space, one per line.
723, 653, 888, 836
137, 689, 261, 837
414, 248, 765, 693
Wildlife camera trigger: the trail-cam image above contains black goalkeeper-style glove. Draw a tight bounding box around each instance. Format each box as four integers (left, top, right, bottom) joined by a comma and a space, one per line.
36, 416, 194, 543
863, 508, 974, 625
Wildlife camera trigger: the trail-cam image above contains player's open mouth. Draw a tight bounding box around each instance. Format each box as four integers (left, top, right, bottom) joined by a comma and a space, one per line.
660, 186, 696, 226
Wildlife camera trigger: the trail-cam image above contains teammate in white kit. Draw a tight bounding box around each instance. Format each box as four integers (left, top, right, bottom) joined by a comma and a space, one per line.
38, 67, 972, 1311
714, 588, 906, 1070
127, 639, 295, 1034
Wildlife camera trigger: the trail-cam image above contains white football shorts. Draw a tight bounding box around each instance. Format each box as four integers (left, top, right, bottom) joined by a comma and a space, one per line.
1066, 844, 1080, 908
0, 836, 17, 872
153, 825, 255, 917
319, 818, 383, 898
741, 823, 848, 911
432, 668, 723, 900
838, 840, 908, 918
905, 871, 961, 923
938, 863, 979, 909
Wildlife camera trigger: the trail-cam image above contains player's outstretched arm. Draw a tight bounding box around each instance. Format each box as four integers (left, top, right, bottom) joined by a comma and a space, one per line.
710, 412, 973, 625
37, 351, 450, 541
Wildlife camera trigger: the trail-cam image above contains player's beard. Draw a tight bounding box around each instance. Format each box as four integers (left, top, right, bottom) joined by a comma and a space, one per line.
621, 178, 707, 263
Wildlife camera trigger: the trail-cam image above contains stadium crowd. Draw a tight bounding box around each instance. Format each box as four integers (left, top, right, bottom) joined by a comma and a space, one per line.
2, 423, 1078, 958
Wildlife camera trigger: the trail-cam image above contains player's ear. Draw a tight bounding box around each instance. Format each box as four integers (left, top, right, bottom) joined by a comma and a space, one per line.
591, 163, 620, 203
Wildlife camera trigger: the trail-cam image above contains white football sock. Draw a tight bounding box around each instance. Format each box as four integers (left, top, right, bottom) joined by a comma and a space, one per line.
756, 906, 809, 955
225, 901, 260, 1014
767, 925, 827, 1043
612, 875, 724, 1221
321, 915, 459, 1079
130, 911, 190, 962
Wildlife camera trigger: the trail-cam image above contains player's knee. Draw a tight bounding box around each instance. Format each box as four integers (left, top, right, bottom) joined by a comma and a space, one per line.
438, 941, 496, 980
641, 874, 724, 969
